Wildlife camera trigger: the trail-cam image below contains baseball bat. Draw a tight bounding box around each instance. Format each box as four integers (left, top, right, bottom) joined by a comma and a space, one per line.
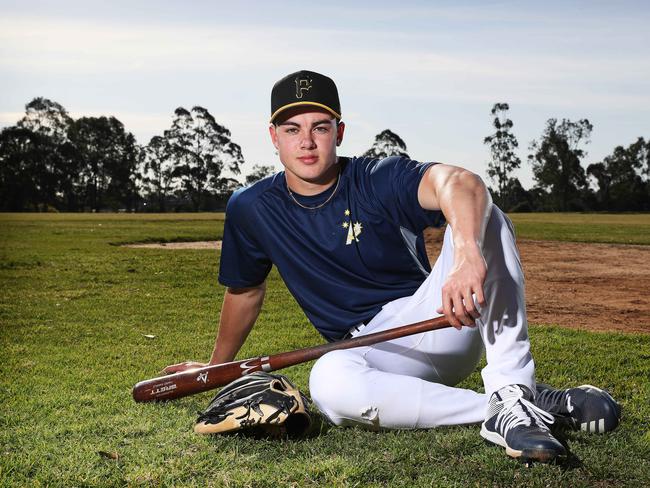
132, 315, 451, 403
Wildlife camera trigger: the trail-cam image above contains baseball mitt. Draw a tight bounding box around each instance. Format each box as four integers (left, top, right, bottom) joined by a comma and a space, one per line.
194, 371, 312, 438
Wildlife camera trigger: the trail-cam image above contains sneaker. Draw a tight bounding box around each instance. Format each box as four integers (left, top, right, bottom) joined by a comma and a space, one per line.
535, 384, 621, 433
481, 385, 566, 462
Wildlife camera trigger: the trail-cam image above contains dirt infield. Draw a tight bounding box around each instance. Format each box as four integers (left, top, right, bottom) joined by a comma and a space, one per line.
125, 241, 222, 250
128, 232, 650, 334
423, 228, 650, 334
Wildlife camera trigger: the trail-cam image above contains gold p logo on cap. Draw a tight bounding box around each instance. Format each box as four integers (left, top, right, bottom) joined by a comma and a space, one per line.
295, 75, 313, 99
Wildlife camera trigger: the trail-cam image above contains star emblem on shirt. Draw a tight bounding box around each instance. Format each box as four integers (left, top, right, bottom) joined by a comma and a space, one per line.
341, 209, 363, 245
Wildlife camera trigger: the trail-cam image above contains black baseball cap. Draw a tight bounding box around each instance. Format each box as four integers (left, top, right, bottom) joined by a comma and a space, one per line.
270, 70, 341, 123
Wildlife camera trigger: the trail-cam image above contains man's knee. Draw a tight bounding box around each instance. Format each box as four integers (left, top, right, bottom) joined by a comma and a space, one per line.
309, 350, 370, 427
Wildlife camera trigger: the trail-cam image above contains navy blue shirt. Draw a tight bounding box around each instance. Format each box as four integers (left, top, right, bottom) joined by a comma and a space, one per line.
219, 156, 444, 341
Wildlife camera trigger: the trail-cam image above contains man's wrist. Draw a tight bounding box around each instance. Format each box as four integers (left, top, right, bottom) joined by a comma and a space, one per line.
453, 238, 482, 254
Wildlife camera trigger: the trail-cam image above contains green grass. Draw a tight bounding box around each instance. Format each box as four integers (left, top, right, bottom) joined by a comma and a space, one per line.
1, 213, 649, 487
509, 212, 650, 245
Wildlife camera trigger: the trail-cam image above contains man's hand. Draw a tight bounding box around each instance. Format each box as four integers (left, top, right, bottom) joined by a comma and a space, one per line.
162, 361, 208, 375
436, 244, 487, 329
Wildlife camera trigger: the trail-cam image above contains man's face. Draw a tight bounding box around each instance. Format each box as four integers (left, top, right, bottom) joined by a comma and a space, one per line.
269, 107, 345, 189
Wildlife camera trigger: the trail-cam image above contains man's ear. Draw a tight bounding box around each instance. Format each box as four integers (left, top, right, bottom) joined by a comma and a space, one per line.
336, 121, 345, 146
269, 124, 279, 150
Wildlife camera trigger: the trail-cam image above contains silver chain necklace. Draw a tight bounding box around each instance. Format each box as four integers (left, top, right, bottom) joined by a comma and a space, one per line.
286, 170, 341, 210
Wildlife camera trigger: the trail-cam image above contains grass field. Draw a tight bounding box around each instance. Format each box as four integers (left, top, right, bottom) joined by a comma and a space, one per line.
509, 213, 650, 245
1, 213, 649, 487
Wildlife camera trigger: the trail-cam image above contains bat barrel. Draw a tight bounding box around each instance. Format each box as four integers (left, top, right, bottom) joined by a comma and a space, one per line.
132, 358, 257, 402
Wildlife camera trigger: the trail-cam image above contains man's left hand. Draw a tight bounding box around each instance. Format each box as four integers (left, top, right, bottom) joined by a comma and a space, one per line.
436, 245, 487, 329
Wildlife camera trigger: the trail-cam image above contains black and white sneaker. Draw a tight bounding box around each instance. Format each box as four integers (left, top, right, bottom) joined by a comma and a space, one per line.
535, 384, 621, 434
481, 385, 566, 462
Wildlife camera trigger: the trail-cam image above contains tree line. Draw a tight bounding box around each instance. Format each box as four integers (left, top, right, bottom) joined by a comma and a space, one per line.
483, 103, 648, 212
364, 112, 648, 212
0, 98, 248, 212
1, 98, 648, 212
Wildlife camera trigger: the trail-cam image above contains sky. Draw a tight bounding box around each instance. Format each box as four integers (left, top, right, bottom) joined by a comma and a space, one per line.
1, 0, 649, 189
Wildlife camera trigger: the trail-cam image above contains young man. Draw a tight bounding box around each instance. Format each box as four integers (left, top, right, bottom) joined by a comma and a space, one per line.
165, 70, 620, 462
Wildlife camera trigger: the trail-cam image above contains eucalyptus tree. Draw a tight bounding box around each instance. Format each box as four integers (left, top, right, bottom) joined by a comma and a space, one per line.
528, 118, 593, 211
363, 129, 409, 159
166, 106, 244, 211
588, 137, 649, 211
484, 103, 522, 209
1, 98, 78, 210
139, 135, 176, 211
69, 116, 139, 211
244, 164, 276, 186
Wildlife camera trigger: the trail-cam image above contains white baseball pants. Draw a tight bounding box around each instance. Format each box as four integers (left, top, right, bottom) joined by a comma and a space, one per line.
309, 206, 535, 429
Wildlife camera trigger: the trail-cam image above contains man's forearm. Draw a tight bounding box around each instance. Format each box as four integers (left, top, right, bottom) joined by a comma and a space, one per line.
419, 165, 492, 248
437, 169, 492, 249
209, 283, 266, 364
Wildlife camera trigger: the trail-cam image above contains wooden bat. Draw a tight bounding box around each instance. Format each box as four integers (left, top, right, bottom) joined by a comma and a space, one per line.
132, 315, 451, 402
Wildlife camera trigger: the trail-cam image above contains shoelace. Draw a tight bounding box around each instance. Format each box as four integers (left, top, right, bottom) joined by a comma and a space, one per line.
535, 387, 571, 413
495, 386, 555, 436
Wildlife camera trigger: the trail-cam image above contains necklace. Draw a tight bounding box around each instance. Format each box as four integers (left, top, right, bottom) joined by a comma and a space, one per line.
286, 169, 341, 210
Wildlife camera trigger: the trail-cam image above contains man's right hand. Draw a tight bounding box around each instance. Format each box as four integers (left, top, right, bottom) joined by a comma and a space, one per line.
162, 361, 208, 375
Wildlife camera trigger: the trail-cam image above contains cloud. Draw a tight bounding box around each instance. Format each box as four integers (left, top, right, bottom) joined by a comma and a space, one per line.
2, 12, 648, 114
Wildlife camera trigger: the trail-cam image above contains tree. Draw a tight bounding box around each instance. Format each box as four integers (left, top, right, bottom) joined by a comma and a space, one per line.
20, 98, 77, 209
0, 126, 46, 210
18, 97, 72, 141
0, 98, 77, 211
245, 164, 276, 186
139, 135, 176, 211
69, 116, 139, 211
363, 129, 409, 159
586, 161, 611, 209
528, 118, 593, 211
166, 106, 245, 211
18, 98, 77, 209
635, 137, 650, 204
587, 137, 650, 211
483, 103, 522, 210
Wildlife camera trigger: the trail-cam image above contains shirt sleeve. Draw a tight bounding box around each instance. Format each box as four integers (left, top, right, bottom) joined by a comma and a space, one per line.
360, 156, 445, 233
218, 188, 272, 288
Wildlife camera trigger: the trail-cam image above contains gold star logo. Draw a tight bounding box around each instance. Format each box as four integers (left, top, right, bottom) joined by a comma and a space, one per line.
342, 210, 363, 245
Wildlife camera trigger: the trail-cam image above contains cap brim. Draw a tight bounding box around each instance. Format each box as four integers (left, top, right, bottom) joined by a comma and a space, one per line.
270, 102, 341, 123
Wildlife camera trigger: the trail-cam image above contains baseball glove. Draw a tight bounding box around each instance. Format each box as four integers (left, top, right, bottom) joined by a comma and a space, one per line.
194, 371, 312, 438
